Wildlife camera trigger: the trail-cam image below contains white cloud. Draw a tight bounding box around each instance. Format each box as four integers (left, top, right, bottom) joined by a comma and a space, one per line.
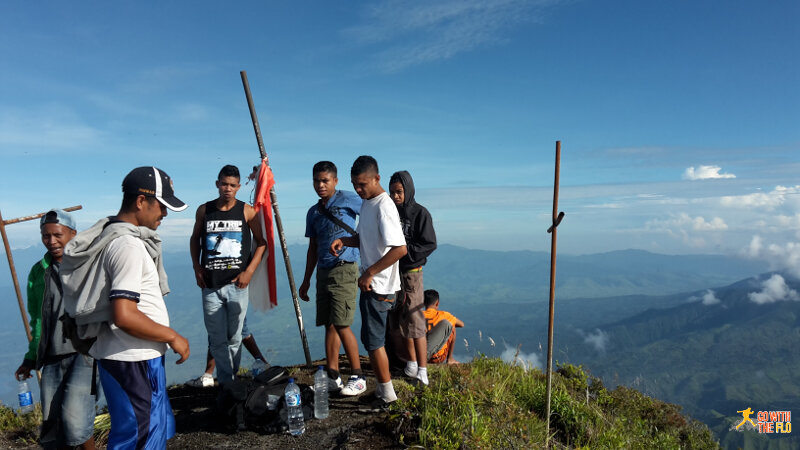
582, 329, 608, 353
765, 242, 800, 277
645, 213, 728, 232
345, 0, 558, 72
748, 274, 799, 304
695, 216, 728, 231
683, 165, 736, 180
720, 185, 800, 210
500, 343, 541, 370
153, 219, 195, 248
744, 235, 800, 278
700, 289, 720, 305
775, 214, 800, 229
746, 235, 762, 258
721, 192, 779, 209
584, 203, 623, 209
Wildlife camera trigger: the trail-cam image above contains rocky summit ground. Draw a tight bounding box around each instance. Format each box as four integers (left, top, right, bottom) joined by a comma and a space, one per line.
167, 355, 403, 449
0, 355, 407, 449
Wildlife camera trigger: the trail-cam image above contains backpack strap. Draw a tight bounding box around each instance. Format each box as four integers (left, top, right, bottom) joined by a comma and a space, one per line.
317, 200, 357, 236
91, 359, 98, 397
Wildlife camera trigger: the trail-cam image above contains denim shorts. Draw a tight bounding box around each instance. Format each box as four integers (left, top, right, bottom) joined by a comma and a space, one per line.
241, 316, 252, 339
359, 291, 395, 351
40, 353, 97, 446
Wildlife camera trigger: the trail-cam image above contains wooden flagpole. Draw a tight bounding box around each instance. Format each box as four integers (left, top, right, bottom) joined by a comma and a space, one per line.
240, 70, 312, 367
545, 141, 565, 446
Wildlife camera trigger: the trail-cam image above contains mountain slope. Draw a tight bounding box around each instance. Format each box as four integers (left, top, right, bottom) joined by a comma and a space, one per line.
578, 274, 800, 450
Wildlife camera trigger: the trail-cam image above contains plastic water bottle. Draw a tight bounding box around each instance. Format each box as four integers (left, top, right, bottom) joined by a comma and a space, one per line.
285, 378, 305, 435
17, 375, 33, 414
314, 366, 329, 419
251, 359, 267, 377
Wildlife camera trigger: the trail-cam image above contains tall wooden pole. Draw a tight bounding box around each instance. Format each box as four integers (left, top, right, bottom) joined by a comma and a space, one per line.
240, 70, 312, 367
1, 205, 82, 343
544, 141, 565, 446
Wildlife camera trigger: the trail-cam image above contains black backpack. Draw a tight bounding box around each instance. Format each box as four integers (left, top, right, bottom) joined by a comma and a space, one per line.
217, 379, 250, 431
218, 366, 316, 433
244, 366, 291, 419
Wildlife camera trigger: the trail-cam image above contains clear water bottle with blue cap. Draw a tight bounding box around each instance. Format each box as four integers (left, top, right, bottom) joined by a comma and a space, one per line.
251, 359, 267, 377
285, 378, 305, 435
17, 375, 33, 414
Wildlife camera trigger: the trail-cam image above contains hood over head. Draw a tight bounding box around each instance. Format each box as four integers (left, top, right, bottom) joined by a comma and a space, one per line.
389, 170, 415, 207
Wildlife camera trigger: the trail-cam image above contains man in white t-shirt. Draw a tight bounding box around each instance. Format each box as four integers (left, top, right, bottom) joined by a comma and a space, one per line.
93, 167, 190, 449
331, 155, 407, 409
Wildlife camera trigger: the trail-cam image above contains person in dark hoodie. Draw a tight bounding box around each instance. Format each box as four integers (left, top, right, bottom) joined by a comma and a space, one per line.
388, 170, 437, 385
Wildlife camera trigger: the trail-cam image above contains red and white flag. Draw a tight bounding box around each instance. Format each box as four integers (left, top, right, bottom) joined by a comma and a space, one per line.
249, 158, 277, 311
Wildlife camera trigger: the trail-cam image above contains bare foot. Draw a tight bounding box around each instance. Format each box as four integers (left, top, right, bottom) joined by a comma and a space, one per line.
447, 360, 460, 365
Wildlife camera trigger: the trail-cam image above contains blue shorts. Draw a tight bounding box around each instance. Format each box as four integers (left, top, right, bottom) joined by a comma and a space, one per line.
359, 291, 395, 351
99, 356, 175, 449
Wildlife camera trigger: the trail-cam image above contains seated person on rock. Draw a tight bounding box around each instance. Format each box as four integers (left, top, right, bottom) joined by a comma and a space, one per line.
423, 289, 463, 365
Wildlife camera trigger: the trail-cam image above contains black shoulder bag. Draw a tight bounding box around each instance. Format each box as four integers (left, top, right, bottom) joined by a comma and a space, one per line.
317, 200, 357, 236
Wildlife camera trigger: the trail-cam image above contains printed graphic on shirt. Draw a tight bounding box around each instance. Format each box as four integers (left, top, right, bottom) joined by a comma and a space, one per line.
400, 216, 412, 239
205, 220, 244, 270
324, 206, 347, 238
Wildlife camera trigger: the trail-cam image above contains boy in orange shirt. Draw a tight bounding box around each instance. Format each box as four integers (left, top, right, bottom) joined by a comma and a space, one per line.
423, 289, 464, 364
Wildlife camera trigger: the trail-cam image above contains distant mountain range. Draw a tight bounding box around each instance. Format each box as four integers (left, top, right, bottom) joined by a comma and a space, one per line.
1, 243, 769, 302
422, 244, 770, 302
562, 274, 800, 450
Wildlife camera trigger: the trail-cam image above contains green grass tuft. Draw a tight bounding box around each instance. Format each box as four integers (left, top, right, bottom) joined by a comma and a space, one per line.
0, 403, 42, 446
0, 402, 111, 448
390, 357, 720, 449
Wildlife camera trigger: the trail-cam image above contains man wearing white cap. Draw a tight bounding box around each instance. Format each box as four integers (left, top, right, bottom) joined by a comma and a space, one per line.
15, 209, 97, 449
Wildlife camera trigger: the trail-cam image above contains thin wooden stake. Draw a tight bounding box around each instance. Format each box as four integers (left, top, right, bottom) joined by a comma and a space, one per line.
240, 70, 312, 367
545, 141, 565, 447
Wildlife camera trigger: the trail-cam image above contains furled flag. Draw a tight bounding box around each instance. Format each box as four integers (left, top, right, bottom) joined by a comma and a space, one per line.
249, 158, 277, 310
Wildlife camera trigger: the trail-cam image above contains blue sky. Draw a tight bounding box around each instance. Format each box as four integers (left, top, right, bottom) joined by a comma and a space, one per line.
1, 1, 799, 272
